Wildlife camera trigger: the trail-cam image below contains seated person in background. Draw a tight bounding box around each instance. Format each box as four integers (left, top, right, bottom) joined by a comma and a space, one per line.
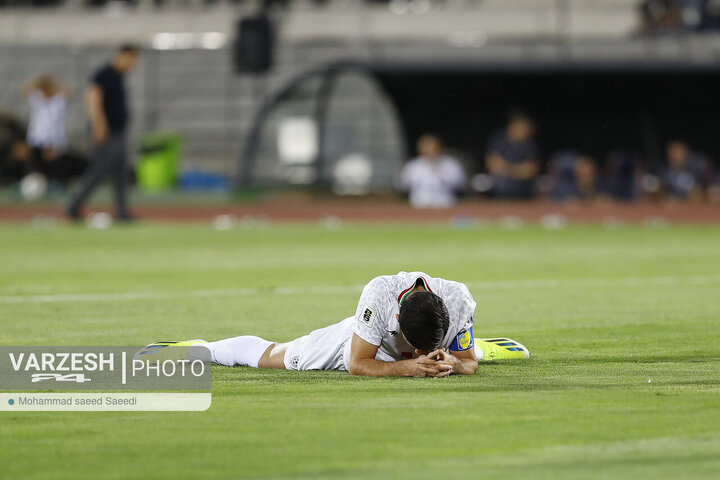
549, 151, 598, 202
661, 140, 713, 202
399, 134, 466, 208
0, 111, 31, 185
484, 112, 539, 199
710, 176, 720, 204
604, 150, 640, 202
638, 0, 684, 35
21, 74, 74, 184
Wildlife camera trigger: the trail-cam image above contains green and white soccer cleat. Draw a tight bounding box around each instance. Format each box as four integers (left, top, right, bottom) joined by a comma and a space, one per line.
134, 340, 210, 363
474, 337, 530, 361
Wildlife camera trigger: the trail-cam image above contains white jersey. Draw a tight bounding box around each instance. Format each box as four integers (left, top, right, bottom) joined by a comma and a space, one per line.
284, 272, 477, 371
27, 91, 68, 150
399, 156, 466, 208
350, 271, 476, 365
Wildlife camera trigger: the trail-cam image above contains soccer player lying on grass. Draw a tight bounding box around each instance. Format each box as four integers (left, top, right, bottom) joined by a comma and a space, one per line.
140, 272, 530, 377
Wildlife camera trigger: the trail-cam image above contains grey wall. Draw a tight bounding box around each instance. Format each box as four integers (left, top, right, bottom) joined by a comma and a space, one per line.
0, 43, 406, 186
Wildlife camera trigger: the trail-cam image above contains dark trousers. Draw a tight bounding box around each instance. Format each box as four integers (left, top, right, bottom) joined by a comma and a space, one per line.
68, 133, 130, 217
29, 147, 88, 185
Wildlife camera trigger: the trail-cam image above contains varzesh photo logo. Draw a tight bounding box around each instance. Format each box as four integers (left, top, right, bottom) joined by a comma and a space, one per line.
0, 346, 212, 411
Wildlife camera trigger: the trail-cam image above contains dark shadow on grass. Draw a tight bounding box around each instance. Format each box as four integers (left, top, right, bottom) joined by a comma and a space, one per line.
210, 361, 720, 395
575, 355, 719, 364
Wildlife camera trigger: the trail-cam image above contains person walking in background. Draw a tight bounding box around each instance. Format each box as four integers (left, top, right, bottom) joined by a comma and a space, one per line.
67, 44, 139, 221
399, 134, 466, 208
22, 74, 72, 184
484, 112, 539, 199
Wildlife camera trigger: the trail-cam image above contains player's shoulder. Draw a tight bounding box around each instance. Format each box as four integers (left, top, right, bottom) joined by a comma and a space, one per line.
361, 274, 395, 301
363, 271, 474, 305
92, 64, 114, 84
427, 275, 470, 294
362, 271, 427, 301
432, 277, 476, 320
364, 273, 395, 287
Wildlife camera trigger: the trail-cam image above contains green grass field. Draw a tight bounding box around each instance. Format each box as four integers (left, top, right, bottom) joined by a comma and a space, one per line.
1, 222, 719, 479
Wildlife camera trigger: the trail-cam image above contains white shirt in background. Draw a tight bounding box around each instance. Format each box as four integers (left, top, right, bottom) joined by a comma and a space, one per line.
27, 91, 68, 151
400, 155, 466, 208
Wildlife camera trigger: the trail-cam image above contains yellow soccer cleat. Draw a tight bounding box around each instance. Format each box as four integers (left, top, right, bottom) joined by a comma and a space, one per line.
474, 337, 530, 361
134, 340, 210, 363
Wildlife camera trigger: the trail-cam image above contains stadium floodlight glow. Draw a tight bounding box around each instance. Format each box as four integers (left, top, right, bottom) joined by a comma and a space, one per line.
409, 0, 431, 15
390, 0, 432, 16
152, 33, 176, 50
389, 0, 409, 15
448, 30, 487, 48
201, 32, 226, 50
103, 0, 131, 17
174, 33, 195, 50
153, 32, 215, 50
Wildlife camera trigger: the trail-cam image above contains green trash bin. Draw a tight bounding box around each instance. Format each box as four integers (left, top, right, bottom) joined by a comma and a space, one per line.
137, 132, 181, 192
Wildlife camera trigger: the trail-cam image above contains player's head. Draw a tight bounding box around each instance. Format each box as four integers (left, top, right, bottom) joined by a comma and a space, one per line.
113, 44, 140, 73
667, 140, 689, 168
417, 134, 442, 159
574, 156, 596, 187
37, 74, 58, 97
398, 291, 449, 351
507, 111, 534, 141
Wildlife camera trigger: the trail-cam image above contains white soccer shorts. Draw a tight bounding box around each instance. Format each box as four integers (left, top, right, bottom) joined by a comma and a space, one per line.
283, 317, 354, 371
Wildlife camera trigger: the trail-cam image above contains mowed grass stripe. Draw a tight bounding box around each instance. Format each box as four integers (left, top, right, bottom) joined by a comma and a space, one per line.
2, 273, 720, 304
0, 223, 719, 479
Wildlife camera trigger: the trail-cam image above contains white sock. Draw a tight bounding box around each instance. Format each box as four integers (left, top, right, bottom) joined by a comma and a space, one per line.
208, 336, 273, 368
473, 340, 484, 361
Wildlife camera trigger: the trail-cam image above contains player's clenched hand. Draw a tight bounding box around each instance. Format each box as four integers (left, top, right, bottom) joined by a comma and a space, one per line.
413, 355, 443, 377
431, 349, 457, 378
423, 348, 455, 378
413, 350, 453, 378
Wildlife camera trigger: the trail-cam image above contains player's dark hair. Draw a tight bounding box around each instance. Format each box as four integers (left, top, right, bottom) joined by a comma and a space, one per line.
507, 109, 533, 125
398, 291, 449, 351
117, 43, 140, 55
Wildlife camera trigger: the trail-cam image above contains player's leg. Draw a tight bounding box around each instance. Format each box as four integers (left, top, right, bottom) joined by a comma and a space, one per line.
107, 134, 134, 220
67, 140, 114, 218
206, 317, 353, 370
136, 337, 289, 369
138, 318, 353, 371
283, 317, 354, 371
208, 335, 284, 368
258, 342, 289, 369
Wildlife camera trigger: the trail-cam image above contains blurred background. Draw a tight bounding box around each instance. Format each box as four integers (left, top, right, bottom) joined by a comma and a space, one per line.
1, 0, 719, 221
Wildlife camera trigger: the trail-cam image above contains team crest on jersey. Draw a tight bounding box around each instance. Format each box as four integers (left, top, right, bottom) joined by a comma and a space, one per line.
457, 330, 473, 350
360, 305, 375, 328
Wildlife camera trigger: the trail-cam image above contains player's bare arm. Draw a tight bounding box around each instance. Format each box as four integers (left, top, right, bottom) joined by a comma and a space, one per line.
85, 84, 108, 144
348, 334, 452, 378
